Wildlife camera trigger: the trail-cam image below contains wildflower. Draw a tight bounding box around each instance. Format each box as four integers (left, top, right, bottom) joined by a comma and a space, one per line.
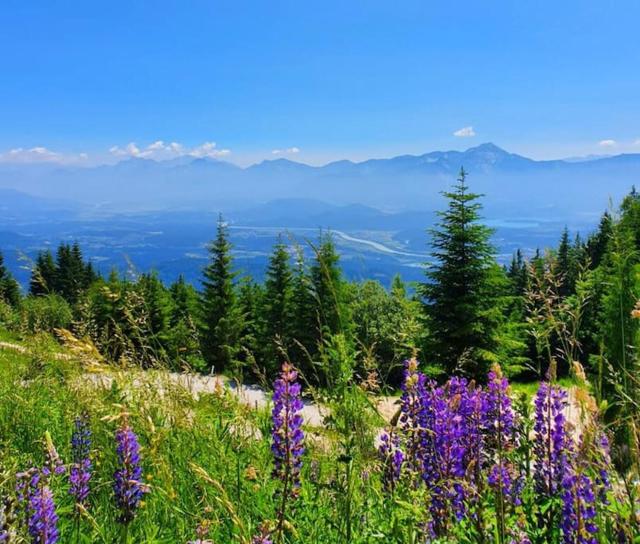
271, 362, 305, 497
561, 470, 598, 544
533, 381, 570, 498
187, 519, 213, 544
461, 385, 487, 496
251, 523, 273, 543
113, 422, 148, 524
485, 366, 521, 506
377, 430, 404, 492
17, 470, 59, 544
69, 413, 92, 507
271, 363, 305, 541
425, 381, 468, 534
27, 483, 58, 544
0, 496, 16, 543
398, 358, 429, 476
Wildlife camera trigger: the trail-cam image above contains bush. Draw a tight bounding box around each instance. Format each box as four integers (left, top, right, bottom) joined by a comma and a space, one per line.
0, 299, 17, 329
18, 294, 73, 334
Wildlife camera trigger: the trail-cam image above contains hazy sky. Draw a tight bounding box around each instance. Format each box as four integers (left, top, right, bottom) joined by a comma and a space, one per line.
2, 0, 639, 166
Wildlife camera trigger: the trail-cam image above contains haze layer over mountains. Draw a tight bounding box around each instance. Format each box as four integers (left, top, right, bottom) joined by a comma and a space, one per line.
1, 143, 639, 218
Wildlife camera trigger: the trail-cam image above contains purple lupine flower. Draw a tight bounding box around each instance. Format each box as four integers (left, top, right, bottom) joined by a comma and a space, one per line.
377, 430, 404, 492
69, 413, 92, 506
533, 382, 571, 498
17, 469, 59, 544
561, 470, 598, 544
27, 483, 58, 544
592, 432, 612, 503
462, 384, 488, 506
113, 423, 148, 524
398, 358, 429, 477
251, 524, 273, 544
0, 496, 16, 543
485, 368, 516, 444
484, 366, 521, 506
271, 362, 305, 498
429, 381, 468, 520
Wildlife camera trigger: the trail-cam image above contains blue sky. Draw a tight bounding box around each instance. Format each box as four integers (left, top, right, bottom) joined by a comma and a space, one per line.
1, 0, 639, 166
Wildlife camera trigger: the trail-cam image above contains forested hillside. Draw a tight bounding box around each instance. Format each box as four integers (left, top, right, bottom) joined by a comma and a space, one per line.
1, 171, 639, 542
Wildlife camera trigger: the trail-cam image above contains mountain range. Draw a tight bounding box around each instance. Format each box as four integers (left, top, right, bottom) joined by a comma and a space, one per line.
1, 143, 639, 218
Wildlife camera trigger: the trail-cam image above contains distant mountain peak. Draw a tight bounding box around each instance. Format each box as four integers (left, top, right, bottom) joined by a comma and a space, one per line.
465, 142, 507, 154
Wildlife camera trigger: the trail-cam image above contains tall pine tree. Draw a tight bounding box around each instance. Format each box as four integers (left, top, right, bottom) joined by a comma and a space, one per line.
289, 248, 317, 374
310, 233, 348, 340
30, 250, 57, 296
556, 227, 573, 297
262, 237, 294, 373
0, 250, 20, 306
420, 168, 498, 378
199, 215, 243, 373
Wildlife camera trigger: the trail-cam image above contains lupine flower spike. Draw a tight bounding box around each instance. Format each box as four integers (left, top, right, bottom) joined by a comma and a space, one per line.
16, 469, 59, 544
271, 362, 305, 541
252, 523, 273, 544
377, 430, 404, 492
533, 381, 570, 499
271, 362, 305, 495
69, 413, 92, 507
486, 365, 522, 542
113, 420, 149, 527
561, 470, 598, 544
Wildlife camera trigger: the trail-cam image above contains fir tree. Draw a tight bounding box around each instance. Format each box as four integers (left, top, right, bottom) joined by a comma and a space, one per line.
420, 168, 498, 378
310, 233, 348, 340
199, 215, 243, 372
137, 272, 172, 355
557, 227, 572, 298
586, 211, 613, 268
0, 250, 20, 306
237, 276, 264, 373
289, 248, 317, 376
169, 275, 198, 325
30, 250, 57, 296
262, 237, 294, 374
507, 249, 528, 297
390, 273, 406, 299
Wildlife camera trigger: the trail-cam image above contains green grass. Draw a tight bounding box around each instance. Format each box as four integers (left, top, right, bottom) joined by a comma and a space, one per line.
0, 329, 634, 543
0, 330, 361, 542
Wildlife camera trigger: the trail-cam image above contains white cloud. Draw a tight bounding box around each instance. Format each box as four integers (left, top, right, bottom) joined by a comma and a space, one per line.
109, 140, 230, 160
272, 146, 300, 155
453, 126, 476, 138
598, 139, 617, 147
0, 146, 88, 164
189, 142, 231, 158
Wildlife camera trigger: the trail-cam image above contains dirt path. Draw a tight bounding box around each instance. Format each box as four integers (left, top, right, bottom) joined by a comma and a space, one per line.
0, 338, 585, 432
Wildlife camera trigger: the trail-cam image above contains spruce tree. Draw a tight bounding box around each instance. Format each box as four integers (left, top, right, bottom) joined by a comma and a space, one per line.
289, 248, 317, 374
237, 276, 264, 372
137, 272, 172, 355
199, 215, 243, 373
170, 275, 198, 325
0, 250, 20, 306
51, 242, 89, 304
262, 237, 294, 373
507, 249, 528, 296
557, 227, 572, 298
586, 211, 613, 268
30, 250, 57, 296
310, 233, 348, 339
420, 168, 498, 378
